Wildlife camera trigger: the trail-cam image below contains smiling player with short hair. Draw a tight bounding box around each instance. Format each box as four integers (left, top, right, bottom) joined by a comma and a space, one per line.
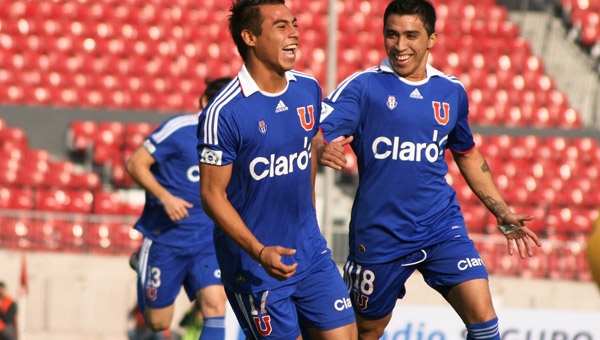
315, 1, 542, 339
197, 1, 357, 339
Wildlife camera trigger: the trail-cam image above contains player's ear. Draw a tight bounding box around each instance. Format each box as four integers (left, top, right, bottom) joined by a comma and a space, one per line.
200, 95, 208, 110
241, 29, 257, 47
427, 33, 437, 50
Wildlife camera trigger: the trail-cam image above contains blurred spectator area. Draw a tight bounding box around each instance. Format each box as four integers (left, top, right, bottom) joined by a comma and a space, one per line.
0, 0, 591, 128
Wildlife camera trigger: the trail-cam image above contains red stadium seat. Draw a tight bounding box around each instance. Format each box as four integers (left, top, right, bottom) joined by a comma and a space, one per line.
113, 222, 142, 254
546, 245, 575, 280
30, 218, 63, 251
67, 190, 94, 214
14, 167, 46, 187
519, 255, 548, 279
92, 143, 122, 166
111, 158, 137, 188
494, 245, 521, 276
87, 220, 119, 254
522, 204, 547, 235
462, 203, 488, 234
557, 108, 583, 128
69, 172, 102, 191
60, 219, 87, 252
0, 126, 28, 148
96, 121, 125, 147
67, 120, 98, 154
0, 186, 34, 210
572, 136, 598, 155
43, 168, 74, 188
2, 217, 33, 249
33, 189, 64, 212
92, 190, 124, 215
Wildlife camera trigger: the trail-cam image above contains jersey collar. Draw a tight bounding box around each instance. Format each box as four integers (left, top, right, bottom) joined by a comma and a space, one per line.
379, 58, 444, 83
238, 64, 297, 97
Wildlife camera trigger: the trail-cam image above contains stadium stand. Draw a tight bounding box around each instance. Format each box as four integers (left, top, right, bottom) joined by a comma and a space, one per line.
0, 0, 599, 285
558, 0, 600, 64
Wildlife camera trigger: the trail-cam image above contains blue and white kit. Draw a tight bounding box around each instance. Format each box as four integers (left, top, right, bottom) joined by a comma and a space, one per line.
135, 114, 221, 311
320, 59, 488, 319
197, 65, 355, 338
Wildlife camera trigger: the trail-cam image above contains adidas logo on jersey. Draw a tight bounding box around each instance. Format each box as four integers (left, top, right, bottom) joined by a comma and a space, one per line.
275, 100, 289, 113
409, 88, 423, 99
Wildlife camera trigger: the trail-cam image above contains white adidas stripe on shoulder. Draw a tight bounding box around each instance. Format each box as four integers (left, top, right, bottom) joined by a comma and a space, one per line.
153, 114, 198, 144
438, 74, 466, 89
290, 70, 317, 81
202, 78, 241, 146
328, 67, 380, 102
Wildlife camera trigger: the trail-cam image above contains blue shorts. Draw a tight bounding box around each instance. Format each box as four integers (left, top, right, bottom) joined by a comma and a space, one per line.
343, 237, 488, 320
137, 238, 222, 312
228, 256, 355, 340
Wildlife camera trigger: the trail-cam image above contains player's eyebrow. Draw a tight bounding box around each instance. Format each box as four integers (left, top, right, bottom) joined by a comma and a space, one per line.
273, 17, 297, 26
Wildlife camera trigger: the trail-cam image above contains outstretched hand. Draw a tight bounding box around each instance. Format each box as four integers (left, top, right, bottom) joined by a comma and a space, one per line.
497, 213, 542, 259
258, 246, 298, 281
317, 135, 354, 170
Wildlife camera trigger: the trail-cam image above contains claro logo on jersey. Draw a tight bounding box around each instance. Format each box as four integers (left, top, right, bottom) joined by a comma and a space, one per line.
250, 136, 312, 180
372, 130, 449, 162
187, 166, 200, 182
457, 257, 485, 271
335, 297, 353, 311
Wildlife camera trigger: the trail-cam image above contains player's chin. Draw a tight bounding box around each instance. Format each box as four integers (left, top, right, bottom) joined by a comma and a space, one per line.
280, 60, 296, 72
280, 53, 297, 67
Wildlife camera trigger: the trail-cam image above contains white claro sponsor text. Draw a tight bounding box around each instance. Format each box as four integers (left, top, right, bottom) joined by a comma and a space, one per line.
250, 136, 312, 180
334, 297, 352, 311
372, 130, 448, 162
187, 165, 200, 182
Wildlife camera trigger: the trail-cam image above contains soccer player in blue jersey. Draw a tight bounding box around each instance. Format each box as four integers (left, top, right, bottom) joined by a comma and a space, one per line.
196, 1, 358, 339
126, 77, 232, 340
314, 0, 543, 339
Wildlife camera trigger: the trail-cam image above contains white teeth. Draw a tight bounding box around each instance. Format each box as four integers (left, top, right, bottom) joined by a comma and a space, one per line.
397, 55, 410, 61
283, 44, 297, 51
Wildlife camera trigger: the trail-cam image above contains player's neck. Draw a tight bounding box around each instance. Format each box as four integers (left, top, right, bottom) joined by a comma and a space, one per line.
245, 60, 289, 93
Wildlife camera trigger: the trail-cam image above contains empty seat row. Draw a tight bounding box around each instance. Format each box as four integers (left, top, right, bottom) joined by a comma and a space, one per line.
474, 235, 592, 281
0, 215, 141, 255
0, 187, 143, 216
462, 203, 598, 237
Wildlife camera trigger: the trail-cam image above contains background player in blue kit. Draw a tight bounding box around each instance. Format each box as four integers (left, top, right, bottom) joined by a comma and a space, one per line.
126, 77, 232, 339
196, 1, 357, 339
314, 0, 542, 339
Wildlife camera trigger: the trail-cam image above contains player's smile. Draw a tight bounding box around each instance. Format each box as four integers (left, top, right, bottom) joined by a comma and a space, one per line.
394, 53, 412, 63
282, 43, 298, 60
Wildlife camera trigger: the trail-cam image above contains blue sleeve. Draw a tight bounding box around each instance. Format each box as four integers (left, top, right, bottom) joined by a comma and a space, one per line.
197, 107, 239, 166
146, 122, 177, 163
447, 85, 475, 153
319, 74, 365, 142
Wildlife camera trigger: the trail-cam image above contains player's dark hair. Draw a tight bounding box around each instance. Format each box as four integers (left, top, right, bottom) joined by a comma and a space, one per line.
200, 77, 233, 109
229, 0, 286, 61
384, 0, 437, 36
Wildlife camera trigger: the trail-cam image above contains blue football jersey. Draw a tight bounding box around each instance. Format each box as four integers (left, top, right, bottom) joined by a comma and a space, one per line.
320, 59, 476, 264
134, 114, 215, 250
197, 65, 330, 293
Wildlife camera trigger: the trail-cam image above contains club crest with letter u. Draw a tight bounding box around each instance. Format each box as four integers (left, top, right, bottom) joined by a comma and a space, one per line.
296, 105, 315, 131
